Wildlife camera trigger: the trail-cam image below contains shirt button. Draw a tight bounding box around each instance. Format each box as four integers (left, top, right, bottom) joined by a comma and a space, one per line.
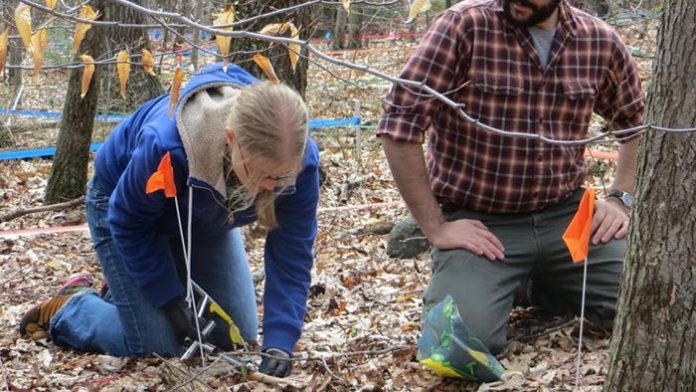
533, 191, 539, 197
537, 154, 543, 162
538, 117, 544, 124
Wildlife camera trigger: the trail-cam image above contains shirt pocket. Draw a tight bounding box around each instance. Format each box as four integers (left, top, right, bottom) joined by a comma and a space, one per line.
465, 75, 525, 125
563, 80, 597, 100
561, 80, 597, 128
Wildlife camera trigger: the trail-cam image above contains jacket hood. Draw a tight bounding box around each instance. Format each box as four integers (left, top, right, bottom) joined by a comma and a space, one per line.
174, 64, 259, 196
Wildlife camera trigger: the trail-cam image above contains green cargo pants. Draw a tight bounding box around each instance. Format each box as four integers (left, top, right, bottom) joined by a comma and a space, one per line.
422, 189, 624, 355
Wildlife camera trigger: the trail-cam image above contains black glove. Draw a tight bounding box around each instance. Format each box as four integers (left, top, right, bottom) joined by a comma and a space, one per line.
162, 296, 199, 345
258, 348, 292, 377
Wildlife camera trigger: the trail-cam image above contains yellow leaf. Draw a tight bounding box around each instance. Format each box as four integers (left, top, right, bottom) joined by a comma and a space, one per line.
169, 67, 184, 117
141, 48, 155, 76
406, 0, 432, 24
80, 54, 95, 99
258, 22, 290, 36
116, 50, 130, 98
45, 0, 58, 10
212, 7, 235, 58
14, 4, 32, 52
72, 6, 99, 54
288, 23, 300, 73
31, 28, 47, 80
342, 0, 351, 14
0, 29, 8, 75
252, 54, 279, 84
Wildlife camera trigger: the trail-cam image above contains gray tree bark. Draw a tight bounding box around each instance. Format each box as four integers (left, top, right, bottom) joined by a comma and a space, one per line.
604, 1, 696, 391
333, 5, 347, 50
45, 0, 162, 203
347, 3, 363, 49
229, 1, 312, 98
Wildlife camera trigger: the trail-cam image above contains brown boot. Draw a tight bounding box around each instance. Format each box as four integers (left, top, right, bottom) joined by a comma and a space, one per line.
19, 294, 76, 336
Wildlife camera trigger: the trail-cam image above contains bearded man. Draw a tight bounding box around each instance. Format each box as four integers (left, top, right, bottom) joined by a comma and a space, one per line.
378, 0, 643, 354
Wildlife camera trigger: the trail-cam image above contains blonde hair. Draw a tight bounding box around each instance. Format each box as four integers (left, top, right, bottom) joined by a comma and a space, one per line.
226, 81, 309, 229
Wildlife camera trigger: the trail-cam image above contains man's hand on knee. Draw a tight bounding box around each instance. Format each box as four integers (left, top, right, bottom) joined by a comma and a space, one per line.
429, 219, 505, 261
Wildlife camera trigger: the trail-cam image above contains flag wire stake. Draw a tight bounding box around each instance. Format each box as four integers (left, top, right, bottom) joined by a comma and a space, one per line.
574, 257, 589, 391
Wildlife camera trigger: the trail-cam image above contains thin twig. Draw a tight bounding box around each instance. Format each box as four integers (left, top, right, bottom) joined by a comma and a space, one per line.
168, 355, 224, 392
0, 196, 84, 223
320, 356, 347, 384
153, 354, 215, 392
514, 319, 577, 343
0, 355, 10, 392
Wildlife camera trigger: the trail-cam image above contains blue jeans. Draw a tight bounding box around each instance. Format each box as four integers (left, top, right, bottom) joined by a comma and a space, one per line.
50, 179, 258, 357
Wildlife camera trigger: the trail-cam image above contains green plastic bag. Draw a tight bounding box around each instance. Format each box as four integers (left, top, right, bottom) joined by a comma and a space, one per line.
417, 295, 505, 382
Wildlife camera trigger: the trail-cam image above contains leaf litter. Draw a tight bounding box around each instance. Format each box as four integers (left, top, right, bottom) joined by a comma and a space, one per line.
0, 18, 657, 391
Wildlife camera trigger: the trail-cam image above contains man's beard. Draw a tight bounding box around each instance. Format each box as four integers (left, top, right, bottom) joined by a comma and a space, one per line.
503, 0, 563, 27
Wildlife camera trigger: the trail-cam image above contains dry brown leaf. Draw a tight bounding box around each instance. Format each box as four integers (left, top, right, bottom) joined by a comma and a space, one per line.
116, 50, 130, 98
72, 6, 99, 54
253, 54, 279, 84
288, 23, 300, 73
168, 67, 184, 117
31, 28, 47, 80
258, 22, 290, 36
406, 0, 432, 24
45, 0, 57, 10
0, 29, 8, 75
14, 4, 32, 52
212, 7, 235, 58
141, 48, 155, 76
80, 54, 95, 99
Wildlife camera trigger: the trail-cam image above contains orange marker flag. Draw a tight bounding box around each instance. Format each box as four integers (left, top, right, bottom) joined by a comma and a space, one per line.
562, 189, 595, 263
146, 152, 177, 198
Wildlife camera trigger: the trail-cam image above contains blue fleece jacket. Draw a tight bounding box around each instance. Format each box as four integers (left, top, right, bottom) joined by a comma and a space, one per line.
93, 63, 319, 354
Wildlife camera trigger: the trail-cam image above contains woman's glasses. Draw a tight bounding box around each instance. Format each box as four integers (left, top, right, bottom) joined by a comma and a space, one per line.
235, 141, 297, 194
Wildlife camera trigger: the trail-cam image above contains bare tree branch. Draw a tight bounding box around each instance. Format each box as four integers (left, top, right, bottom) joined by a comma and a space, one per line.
0, 197, 84, 223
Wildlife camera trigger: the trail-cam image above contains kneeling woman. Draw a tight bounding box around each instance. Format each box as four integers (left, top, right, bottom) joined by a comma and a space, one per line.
20, 63, 320, 378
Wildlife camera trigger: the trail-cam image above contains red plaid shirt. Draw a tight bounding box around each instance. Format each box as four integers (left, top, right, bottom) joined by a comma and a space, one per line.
378, 0, 644, 213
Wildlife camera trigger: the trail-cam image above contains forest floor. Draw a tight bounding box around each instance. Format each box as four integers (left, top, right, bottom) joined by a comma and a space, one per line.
0, 14, 658, 392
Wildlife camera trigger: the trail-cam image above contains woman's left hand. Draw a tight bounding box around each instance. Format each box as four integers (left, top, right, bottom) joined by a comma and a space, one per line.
591, 199, 630, 245
258, 347, 292, 377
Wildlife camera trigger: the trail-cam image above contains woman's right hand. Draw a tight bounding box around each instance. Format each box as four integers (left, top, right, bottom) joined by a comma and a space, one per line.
162, 296, 199, 344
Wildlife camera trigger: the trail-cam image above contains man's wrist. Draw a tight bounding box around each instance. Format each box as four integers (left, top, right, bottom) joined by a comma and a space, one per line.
605, 190, 634, 209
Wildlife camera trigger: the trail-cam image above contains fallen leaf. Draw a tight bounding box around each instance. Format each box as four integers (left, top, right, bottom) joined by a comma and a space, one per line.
406, 0, 432, 24
253, 54, 279, 84
72, 5, 99, 54
168, 67, 184, 117
0, 29, 8, 75
141, 48, 155, 76
213, 7, 235, 58
342, 0, 351, 14
45, 0, 57, 10
288, 23, 300, 72
80, 54, 95, 98
31, 28, 47, 80
258, 22, 290, 36
14, 4, 33, 52
116, 50, 130, 98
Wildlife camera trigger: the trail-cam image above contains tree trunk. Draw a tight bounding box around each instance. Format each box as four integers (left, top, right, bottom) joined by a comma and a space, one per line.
44, 0, 106, 203
333, 5, 347, 50
347, 3, 363, 49
604, 1, 696, 391
229, 1, 311, 98
45, 0, 162, 203
5, 0, 23, 99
